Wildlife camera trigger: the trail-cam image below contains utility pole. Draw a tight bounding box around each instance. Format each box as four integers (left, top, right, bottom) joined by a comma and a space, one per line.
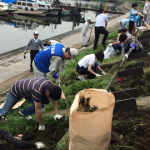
75, 0, 77, 7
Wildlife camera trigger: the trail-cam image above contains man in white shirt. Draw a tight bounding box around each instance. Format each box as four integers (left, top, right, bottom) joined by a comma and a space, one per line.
94, 9, 109, 50
143, 0, 150, 22
82, 18, 92, 47
146, 0, 150, 24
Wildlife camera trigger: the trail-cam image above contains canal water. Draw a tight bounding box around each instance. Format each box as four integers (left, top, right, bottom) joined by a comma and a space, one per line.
0, 0, 122, 54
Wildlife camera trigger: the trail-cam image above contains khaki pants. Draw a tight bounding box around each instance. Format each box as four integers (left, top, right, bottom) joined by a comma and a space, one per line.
32, 61, 47, 78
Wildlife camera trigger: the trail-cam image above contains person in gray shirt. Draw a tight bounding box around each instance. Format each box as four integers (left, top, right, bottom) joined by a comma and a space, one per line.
24, 31, 43, 72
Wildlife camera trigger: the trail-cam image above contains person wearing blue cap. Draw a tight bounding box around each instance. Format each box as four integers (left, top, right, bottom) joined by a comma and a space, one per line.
81, 18, 92, 47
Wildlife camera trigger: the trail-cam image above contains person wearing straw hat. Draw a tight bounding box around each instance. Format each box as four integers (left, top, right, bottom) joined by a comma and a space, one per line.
81, 18, 92, 47
33, 43, 78, 86
24, 31, 43, 72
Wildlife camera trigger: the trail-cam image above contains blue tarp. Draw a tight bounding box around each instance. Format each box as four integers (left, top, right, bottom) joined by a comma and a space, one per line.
2, 0, 17, 4
4, 22, 16, 27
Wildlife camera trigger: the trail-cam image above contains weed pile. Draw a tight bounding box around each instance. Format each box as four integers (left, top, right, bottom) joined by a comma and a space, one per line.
110, 73, 150, 97
110, 110, 150, 150
77, 96, 98, 112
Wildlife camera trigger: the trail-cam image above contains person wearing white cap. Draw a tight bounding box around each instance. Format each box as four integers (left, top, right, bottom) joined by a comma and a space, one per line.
118, 19, 129, 29
24, 31, 43, 72
81, 18, 92, 47
32, 43, 78, 85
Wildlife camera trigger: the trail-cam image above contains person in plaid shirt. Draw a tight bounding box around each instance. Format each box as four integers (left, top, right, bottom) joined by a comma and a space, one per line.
119, 34, 143, 59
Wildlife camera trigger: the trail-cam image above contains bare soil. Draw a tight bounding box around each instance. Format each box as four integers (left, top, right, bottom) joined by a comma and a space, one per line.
110, 110, 150, 150
3, 126, 68, 150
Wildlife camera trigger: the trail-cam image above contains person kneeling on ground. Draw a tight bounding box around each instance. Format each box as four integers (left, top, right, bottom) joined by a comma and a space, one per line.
33, 43, 78, 86
109, 28, 131, 52
0, 77, 65, 131
82, 18, 92, 47
119, 34, 143, 59
76, 51, 106, 81
0, 129, 45, 149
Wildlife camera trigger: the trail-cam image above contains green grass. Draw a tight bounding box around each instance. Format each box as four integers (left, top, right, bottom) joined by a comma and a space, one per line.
107, 30, 118, 40
0, 29, 119, 139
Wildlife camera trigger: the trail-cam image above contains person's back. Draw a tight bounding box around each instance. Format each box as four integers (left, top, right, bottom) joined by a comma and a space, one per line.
78, 54, 96, 68
95, 14, 107, 27
34, 43, 64, 73
121, 19, 129, 28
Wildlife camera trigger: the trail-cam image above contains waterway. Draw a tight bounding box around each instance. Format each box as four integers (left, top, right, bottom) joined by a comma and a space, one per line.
0, 0, 122, 54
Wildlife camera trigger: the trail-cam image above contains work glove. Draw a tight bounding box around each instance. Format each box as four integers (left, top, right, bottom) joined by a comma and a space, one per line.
39, 125, 45, 131
124, 54, 128, 59
56, 78, 61, 84
95, 74, 103, 78
36, 142, 45, 149
102, 71, 106, 75
130, 43, 135, 49
108, 43, 112, 47
54, 114, 63, 121
24, 52, 26, 59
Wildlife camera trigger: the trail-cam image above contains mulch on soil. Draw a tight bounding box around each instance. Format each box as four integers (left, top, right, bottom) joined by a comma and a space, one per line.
3, 126, 67, 150
110, 73, 150, 97
110, 110, 150, 150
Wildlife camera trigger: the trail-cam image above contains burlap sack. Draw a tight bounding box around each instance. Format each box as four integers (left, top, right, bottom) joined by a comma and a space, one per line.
69, 89, 115, 150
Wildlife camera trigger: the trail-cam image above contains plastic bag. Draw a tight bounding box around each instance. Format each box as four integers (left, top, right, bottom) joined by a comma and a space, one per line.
104, 45, 116, 59
69, 89, 115, 150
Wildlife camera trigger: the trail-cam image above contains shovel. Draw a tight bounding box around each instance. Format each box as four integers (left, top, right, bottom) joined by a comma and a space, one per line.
87, 28, 92, 43
120, 58, 127, 69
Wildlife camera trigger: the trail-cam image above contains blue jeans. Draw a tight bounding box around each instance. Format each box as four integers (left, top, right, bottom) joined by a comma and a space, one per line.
113, 44, 129, 53
0, 91, 44, 117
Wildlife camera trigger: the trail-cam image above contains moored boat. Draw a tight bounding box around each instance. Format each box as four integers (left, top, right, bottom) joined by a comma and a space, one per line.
0, 2, 16, 16
10, 0, 48, 17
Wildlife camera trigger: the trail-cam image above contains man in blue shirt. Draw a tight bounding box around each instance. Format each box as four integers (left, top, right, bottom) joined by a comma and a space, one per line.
118, 19, 129, 29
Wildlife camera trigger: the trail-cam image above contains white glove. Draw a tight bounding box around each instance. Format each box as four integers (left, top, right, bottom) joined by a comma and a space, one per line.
39, 125, 45, 131
102, 71, 106, 75
108, 43, 113, 47
95, 74, 103, 78
56, 78, 61, 84
36, 142, 45, 149
54, 114, 63, 121
125, 54, 128, 59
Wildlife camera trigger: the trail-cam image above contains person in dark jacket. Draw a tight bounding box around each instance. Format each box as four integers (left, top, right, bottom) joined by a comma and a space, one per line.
0, 129, 45, 149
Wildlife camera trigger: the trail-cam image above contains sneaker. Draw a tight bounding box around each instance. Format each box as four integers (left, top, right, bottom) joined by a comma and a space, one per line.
78, 75, 85, 81
41, 107, 45, 112
19, 110, 32, 120
0, 116, 5, 123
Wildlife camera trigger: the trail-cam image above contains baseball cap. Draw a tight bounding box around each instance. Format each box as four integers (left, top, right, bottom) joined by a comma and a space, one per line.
70, 48, 78, 63
87, 18, 91, 21
118, 20, 121, 23
34, 31, 39, 35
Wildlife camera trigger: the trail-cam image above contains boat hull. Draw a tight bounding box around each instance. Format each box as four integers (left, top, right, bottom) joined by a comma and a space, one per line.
13, 8, 47, 17
46, 9, 61, 17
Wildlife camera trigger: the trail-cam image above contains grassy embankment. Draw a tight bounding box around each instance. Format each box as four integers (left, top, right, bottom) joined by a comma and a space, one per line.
0, 30, 118, 135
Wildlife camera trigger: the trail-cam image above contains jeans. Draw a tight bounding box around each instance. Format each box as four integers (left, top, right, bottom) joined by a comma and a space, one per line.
0, 91, 44, 117
113, 44, 129, 53
94, 26, 109, 50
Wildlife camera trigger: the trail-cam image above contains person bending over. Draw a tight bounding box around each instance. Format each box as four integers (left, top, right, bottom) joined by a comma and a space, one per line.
0, 77, 65, 131
76, 51, 106, 81
109, 28, 131, 52
0, 129, 45, 149
119, 34, 143, 59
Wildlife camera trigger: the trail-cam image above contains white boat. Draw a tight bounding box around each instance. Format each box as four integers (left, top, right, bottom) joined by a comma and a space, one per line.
36, 0, 61, 16
0, 2, 15, 16
11, 0, 49, 17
